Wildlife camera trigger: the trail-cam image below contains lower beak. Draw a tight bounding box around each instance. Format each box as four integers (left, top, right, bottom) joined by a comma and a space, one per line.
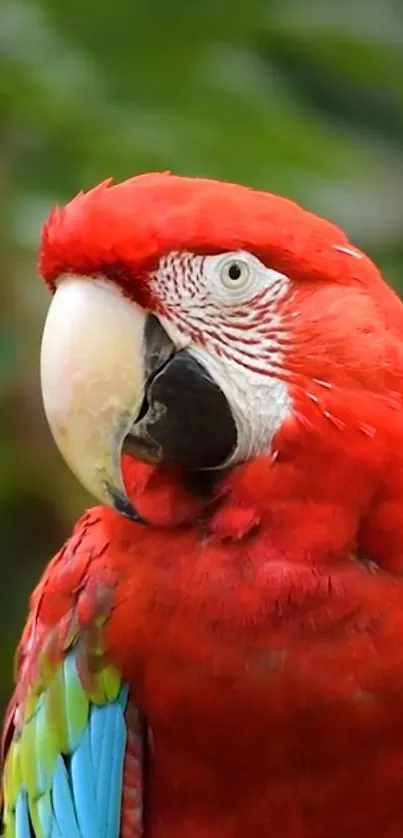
40, 276, 236, 521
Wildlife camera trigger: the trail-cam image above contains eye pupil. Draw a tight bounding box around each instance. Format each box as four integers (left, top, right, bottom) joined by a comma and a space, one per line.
228, 263, 242, 280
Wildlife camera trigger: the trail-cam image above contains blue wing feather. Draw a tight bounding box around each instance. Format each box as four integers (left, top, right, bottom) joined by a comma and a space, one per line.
2, 651, 134, 838
71, 726, 101, 838
52, 696, 128, 838
15, 795, 31, 838
52, 755, 82, 838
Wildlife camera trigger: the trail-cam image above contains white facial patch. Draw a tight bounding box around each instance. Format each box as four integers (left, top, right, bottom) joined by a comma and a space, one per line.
151, 251, 291, 463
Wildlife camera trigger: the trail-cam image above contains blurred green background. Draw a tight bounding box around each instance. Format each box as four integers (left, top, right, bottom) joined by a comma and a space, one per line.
1, 0, 403, 716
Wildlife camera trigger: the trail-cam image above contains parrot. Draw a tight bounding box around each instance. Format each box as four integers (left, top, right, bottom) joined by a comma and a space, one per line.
3, 172, 403, 838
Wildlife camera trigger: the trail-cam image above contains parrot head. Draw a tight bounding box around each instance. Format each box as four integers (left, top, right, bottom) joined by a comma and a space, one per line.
39, 173, 403, 547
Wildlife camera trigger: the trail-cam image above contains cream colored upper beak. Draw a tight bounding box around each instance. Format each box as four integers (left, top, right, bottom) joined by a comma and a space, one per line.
40, 275, 147, 511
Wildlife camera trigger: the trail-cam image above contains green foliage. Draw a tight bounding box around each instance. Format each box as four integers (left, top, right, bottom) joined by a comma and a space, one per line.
1, 0, 403, 715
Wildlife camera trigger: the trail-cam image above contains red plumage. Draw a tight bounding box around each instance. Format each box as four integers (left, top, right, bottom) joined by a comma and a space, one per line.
9, 173, 403, 835
40, 172, 378, 291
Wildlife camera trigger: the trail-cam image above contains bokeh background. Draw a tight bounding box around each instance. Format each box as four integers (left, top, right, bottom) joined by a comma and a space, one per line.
1, 0, 403, 716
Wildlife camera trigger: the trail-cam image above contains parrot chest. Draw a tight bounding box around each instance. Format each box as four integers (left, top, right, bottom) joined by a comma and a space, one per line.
109, 530, 403, 836
135, 633, 403, 838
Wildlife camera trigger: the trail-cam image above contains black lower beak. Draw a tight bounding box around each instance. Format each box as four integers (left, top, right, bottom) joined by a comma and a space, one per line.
125, 315, 237, 472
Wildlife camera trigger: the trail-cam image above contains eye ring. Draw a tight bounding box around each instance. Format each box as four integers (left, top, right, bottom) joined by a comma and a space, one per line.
220, 259, 250, 290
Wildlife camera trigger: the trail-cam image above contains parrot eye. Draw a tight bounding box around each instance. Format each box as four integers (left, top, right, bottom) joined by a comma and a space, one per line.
220, 259, 250, 290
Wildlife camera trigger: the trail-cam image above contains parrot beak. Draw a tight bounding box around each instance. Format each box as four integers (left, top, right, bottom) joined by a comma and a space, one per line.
40, 275, 237, 522
40, 276, 151, 521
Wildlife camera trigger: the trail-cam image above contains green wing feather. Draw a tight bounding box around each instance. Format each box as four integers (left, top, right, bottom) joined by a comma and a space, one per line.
2, 641, 131, 838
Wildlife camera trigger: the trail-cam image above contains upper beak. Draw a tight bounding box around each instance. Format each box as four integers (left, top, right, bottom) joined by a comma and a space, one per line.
40, 276, 152, 520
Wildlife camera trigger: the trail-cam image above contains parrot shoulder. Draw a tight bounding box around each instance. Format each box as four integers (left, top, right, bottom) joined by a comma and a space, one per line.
1, 508, 144, 838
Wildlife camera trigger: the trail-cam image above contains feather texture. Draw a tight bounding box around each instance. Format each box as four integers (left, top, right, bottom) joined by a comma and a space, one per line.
1, 510, 145, 838
2, 648, 129, 838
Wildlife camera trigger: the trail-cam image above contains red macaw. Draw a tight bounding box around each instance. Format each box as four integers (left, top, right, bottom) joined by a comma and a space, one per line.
3, 172, 403, 838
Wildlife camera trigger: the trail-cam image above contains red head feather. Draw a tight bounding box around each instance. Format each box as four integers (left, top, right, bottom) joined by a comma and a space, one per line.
39, 173, 403, 404
39, 172, 394, 308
